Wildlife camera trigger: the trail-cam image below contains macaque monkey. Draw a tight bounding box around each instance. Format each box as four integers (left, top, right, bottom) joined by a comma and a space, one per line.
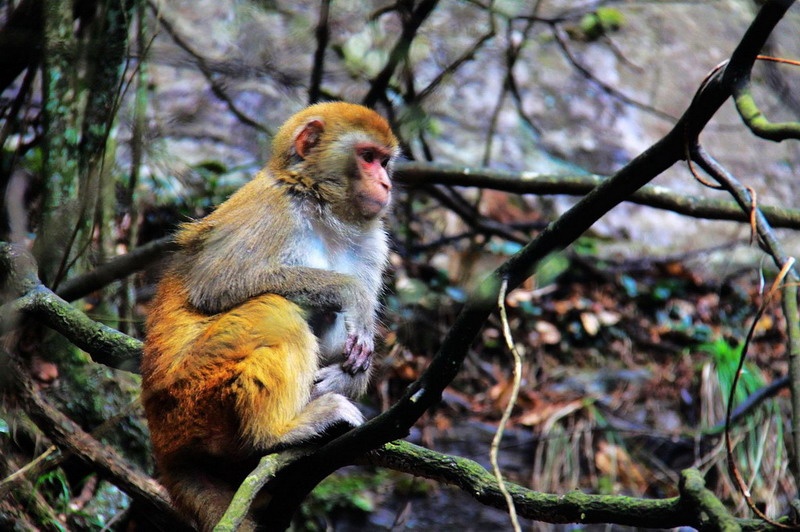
140, 102, 399, 530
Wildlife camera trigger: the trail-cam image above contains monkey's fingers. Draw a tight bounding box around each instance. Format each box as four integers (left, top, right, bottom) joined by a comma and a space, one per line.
343, 335, 372, 374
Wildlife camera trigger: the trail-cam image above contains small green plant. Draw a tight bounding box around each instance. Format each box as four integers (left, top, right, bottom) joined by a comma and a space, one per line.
297, 471, 390, 531
699, 337, 784, 509
700, 338, 761, 406
34, 469, 71, 524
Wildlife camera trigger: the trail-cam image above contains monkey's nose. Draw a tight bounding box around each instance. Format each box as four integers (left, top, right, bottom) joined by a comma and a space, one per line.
378, 171, 392, 191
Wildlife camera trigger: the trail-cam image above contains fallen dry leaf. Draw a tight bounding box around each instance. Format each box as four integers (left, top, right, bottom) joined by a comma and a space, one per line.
595, 441, 648, 492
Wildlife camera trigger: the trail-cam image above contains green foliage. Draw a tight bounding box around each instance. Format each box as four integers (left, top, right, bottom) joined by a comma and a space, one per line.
70, 481, 130, 530
191, 159, 237, 207
44, 356, 153, 470
577, 7, 626, 41
392, 474, 435, 497
34, 470, 71, 517
391, 264, 464, 312
699, 338, 762, 406
398, 104, 440, 142
396, 277, 431, 306
298, 471, 390, 531
147, 159, 252, 213
698, 337, 784, 501
573, 236, 600, 256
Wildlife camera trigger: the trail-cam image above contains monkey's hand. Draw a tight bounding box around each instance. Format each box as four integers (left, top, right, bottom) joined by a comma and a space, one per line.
342, 333, 373, 374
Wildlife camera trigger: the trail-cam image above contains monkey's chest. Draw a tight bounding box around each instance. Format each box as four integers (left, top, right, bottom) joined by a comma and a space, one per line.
302, 233, 361, 276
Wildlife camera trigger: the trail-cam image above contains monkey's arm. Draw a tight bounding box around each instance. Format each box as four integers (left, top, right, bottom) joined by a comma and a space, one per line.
188, 265, 377, 373
188, 266, 362, 314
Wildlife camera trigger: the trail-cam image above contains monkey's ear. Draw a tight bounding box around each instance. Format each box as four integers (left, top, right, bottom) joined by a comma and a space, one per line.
294, 119, 324, 159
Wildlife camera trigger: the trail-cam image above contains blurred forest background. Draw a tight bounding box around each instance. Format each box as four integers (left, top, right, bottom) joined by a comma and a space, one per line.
1, 0, 800, 530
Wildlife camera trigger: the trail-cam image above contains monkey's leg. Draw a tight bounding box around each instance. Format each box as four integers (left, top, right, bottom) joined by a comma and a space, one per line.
199, 294, 363, 450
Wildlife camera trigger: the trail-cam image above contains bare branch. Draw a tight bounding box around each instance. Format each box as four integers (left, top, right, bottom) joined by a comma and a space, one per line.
148, 0, 272, 135
56, 236, 177, 302
395, 162, 800, 229
308, 0, 332, 105
363, 0, 440, 107
550, 24, 676, 122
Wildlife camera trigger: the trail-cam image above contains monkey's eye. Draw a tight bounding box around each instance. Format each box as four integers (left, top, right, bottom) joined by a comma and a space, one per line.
380, 156, 390, 168
361, 150, 375, 164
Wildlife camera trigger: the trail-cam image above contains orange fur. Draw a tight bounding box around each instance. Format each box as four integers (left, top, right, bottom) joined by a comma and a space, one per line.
141, 273, 320, 530
141, 273, 318, 462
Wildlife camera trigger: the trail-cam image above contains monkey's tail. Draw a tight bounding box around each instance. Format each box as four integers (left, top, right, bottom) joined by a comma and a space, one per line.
161, 461, 264, 532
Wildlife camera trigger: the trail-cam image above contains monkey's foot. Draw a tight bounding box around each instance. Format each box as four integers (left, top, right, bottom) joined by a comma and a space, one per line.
342, 334, 373, 374
314, 364, 370, 399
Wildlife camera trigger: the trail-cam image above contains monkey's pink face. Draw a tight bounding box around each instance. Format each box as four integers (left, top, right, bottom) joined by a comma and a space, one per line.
354, 142, 393, 218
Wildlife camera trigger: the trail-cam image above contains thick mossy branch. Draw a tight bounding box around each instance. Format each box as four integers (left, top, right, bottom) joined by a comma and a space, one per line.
370, 441, 689, 528
0, 242, 142, 371
396, 162, 800, 229
215, 449, 311, 532
370, 442, 792, 531
680, 470, 741, 532
240, 440, 790, 530
214, 454, 286, 532
733, 82, 800, 142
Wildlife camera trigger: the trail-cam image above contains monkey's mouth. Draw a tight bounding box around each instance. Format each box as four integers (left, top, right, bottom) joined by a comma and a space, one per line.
357, 193, 391, 217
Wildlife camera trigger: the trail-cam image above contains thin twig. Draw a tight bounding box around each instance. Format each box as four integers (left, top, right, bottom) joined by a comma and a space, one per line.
483, 16, 535, 165
492, 278, 523, 532
417, 0, 495, 102
308, 0, 331, 104
148, 0, 271, 134
723, 261, 798, 529
363, 0, 439, 107
550, 23, 676, 122
425, 184, 528, 243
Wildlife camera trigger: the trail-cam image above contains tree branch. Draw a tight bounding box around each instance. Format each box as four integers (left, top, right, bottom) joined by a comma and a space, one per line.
1, 243, 142, 372
308, 0, 331, 105
733, 78, 800, 141
395, 162, 800, 229
148, 0, 272, 134
56, 236, 177, 302
362, 0, 439, 107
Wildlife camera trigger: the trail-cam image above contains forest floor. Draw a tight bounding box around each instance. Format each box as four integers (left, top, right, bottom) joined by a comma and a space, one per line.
316, 241, 794, 531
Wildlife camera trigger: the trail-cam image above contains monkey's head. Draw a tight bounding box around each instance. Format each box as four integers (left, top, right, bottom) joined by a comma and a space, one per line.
269, 102, 400, 224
